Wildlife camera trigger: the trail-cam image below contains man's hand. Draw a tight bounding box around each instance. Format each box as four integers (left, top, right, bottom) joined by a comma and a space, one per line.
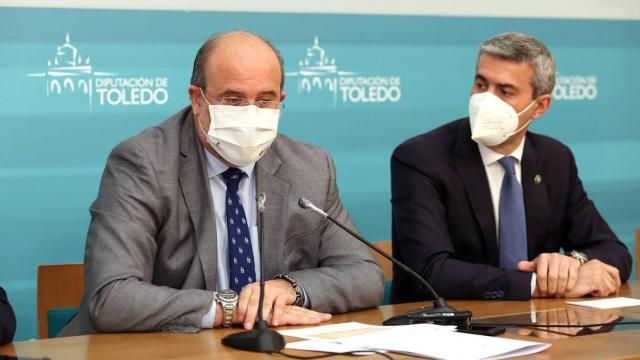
564, 259, 621, 298
518, 253, 581, 297
236, 279, 296, 329
214, 301, 331, 329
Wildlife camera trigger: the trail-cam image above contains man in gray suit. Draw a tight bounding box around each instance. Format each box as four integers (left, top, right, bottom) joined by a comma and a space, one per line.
59, 31, 383, 336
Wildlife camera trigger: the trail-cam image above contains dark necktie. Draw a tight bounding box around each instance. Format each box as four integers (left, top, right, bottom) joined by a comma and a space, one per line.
498, 156, 528, 269
222, 168, 257, 293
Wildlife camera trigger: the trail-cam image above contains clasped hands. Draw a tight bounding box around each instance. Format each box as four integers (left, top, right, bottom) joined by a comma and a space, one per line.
518, 253, 621, 298
214, 279, 331, 329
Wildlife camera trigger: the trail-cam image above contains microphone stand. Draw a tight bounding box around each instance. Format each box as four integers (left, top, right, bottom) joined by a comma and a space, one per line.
298, 197, 472, 327
222, 193, 285, 352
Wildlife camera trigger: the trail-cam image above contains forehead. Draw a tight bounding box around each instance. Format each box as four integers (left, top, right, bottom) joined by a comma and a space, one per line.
476, 53, 534, 92
205, 35, 281, 93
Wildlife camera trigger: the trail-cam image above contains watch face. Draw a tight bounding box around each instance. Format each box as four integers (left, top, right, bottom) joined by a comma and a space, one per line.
217, 289, 238, 301
569, 251, 588, 264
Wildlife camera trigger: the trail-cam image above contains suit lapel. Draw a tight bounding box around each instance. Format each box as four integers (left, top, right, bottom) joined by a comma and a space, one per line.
256, 142, 289, 279
178, 111, 218, 291
454, 119, 499, 265
521, 137, 549, 259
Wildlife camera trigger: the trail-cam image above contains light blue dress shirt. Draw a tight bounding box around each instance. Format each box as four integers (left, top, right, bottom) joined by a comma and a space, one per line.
199, 149, 309, 327
201, 151, 261, 327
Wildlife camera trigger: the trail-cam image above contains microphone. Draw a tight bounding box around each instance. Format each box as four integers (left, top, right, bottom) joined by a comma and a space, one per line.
298, 197, 472, 327
222, 192, 286, 353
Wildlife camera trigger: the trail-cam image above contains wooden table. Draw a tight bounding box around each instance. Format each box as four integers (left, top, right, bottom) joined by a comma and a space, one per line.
2, 281, 639, 359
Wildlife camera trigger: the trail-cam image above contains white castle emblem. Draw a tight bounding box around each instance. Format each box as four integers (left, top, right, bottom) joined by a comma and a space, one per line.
286, 36, 355, 96
27, 33, 114, 109
286, 36, 401, 106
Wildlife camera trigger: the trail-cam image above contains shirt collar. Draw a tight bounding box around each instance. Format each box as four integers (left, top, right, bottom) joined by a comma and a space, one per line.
477, 137, 526, 166
204, 149, 256, 179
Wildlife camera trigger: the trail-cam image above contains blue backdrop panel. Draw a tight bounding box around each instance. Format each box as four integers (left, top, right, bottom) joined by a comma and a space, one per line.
1, 7, 638, 340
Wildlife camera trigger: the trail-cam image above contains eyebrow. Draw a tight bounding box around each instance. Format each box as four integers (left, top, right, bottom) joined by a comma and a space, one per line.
218, 90, 245, 97
474, 74, 518, 91
474, 74, 487, 83
217, 89, 278, 98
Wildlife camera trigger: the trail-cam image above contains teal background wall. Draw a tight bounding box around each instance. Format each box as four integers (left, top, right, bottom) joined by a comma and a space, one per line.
1, 7, 638, 340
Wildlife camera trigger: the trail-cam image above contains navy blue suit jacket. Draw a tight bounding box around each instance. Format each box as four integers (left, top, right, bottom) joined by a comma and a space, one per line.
390, 118, 632, 302
0, 286, 16, 344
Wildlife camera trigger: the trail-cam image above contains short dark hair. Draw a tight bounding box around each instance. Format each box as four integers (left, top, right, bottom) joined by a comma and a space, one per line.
190, 31, 285, 90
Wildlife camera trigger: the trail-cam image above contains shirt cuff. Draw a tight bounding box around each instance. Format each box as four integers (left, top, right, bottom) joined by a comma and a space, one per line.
530, 273, 537, 296
300, 283, 311, 308
201, 294, 216, 328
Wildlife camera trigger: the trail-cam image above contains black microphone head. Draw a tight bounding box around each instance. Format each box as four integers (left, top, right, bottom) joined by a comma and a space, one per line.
298, 197, 311, 210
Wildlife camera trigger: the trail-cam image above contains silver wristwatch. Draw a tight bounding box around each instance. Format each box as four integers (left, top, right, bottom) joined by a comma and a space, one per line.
213, 289, 238, 327
567, 250, 589, 265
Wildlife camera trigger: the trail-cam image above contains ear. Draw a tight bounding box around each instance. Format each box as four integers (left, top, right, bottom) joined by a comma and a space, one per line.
531, 94, 551, 120
188, 85, 203, 116
279, 91, 286, 102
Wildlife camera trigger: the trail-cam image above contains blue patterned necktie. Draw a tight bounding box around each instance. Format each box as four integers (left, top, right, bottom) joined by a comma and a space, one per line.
498, 156, 528, 269
222, 167, 256, 293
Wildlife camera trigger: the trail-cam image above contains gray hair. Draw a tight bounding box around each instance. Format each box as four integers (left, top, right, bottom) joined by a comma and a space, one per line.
190, 31, 285, 90
479, 32, 556, 98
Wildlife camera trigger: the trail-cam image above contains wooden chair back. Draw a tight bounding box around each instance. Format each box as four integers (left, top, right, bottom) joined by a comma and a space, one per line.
37, 264, 84, 338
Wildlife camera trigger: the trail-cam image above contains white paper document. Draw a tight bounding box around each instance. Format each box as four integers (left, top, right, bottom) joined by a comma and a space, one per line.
281, 322, 550, 360
566, 297, 640, 309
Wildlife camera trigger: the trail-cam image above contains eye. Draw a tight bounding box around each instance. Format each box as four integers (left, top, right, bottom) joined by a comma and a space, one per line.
256, 98, 275, 108
222, 96, 246, 106
501, 90, 513, 98
473, 82, 485, 90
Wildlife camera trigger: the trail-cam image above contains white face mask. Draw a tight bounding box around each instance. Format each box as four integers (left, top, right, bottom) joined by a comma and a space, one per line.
468, 92, 537, 147
199, 92, 280, 167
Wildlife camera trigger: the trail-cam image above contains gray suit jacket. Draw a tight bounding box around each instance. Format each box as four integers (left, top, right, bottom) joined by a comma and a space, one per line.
59, 107, 383, 336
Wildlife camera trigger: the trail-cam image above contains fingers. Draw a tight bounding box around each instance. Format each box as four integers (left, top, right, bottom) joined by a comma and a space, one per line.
595, 272, 616, 297
566, 262, 579, 292
236, 283, 258, 327
556, 257, 580, 297
536, 255, 549, 297
534, 253, 582, 298
245, 286, 272, 329
605, 265, 621, 292
236, 280, 298, 329
517, 260, 537, 272
276, 306, 332, 327
555, 259, 570, 297
547, 257, 560, 296
270, 294, 289, 327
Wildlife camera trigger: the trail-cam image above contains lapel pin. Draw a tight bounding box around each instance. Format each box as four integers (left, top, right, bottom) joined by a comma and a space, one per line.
534, 174, 542, 185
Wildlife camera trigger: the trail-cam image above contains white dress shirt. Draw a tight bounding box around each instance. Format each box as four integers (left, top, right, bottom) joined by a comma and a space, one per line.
477, 138, 536, 295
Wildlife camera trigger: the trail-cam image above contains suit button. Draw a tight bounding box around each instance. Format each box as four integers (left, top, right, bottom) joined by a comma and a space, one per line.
497, 290, 504, 298
483, 291, 491, 299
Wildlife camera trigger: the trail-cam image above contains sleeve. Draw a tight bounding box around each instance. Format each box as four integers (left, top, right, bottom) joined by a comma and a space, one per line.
391, 146, 532, 301
85, 139, 213, 333
563, 149, 632, 282
0, 287, 16, 344
289, 151, 385, 313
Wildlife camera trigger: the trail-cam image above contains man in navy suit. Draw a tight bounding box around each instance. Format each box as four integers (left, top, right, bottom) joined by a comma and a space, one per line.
391, 32, 632, 302
0, 286, 16, 344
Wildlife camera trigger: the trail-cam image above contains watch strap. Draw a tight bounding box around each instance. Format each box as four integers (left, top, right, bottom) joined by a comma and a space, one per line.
214, 290, 238, 327
567, 250, 589, 265
274, 274, 305, 307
